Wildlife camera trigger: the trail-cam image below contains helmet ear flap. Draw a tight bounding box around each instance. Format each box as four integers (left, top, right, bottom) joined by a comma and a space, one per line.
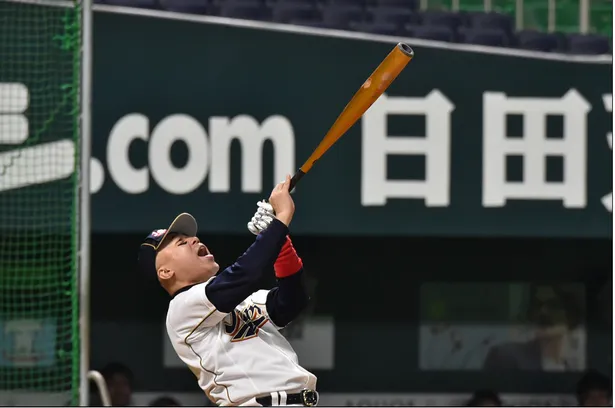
138, 244, 158, 280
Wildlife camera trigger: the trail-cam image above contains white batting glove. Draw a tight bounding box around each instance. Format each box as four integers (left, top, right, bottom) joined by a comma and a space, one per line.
247, 200, 276, 235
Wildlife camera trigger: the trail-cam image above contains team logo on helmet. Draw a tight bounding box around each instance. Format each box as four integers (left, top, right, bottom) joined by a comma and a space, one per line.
150, 229, 166, 238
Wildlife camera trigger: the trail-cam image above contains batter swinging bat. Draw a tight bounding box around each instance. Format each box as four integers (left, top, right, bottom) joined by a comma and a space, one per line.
289, 42, 414, 192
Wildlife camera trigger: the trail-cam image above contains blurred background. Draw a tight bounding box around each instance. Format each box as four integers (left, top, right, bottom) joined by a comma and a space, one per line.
0, 0, 612, 406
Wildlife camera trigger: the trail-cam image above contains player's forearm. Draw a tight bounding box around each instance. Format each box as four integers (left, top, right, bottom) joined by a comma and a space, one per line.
266, 269, 310, 327
205, 218, 288, 313
266, 236, 309, 327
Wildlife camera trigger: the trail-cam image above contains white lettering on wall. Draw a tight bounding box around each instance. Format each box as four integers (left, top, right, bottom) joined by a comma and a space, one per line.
101, 113, 295, 195
361, 90, 454, 207
482, 89, 591, 208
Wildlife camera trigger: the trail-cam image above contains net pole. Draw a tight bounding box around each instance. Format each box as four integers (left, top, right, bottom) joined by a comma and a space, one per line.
78, 0, 93, 405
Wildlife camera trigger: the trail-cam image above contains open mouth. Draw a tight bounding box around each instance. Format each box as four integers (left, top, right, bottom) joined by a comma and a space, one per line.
197, 244, 210, 257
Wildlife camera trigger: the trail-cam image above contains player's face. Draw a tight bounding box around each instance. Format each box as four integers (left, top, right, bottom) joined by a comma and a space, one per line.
157, 234, 219, 283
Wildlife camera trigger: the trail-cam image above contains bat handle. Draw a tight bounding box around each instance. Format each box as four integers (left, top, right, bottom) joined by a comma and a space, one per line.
289, 169, 306, 193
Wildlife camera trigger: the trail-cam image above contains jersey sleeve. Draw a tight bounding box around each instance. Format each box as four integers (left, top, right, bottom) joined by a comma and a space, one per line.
252, 269, 309, 330
170, 281, 229, 331
250, 289, 284, 330
205, 218, 289, 313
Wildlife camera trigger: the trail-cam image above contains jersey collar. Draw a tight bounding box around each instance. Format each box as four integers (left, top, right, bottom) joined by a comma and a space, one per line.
171, 284, 197, 299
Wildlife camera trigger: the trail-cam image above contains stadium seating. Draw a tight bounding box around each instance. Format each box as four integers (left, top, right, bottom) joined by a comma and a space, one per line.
567, 33, 613, 54
459, 27, 511, 46
220, 3, 273, 20
157, 0, 212, 14
350, 21, 401, 36
370, 0, 413, 7
100, 0, 161, 8
369, 6, 418, 28
408, 25, 457, 41
271, 2, 323, 24
516, 30, 564, 51
321, 5, 366, 29
97, 0, 613, 55
466, 11, 514, 34
329, 0, 364, 6
420, 10, 464, 31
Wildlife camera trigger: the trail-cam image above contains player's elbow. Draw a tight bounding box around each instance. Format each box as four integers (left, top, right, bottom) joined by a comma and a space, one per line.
266, 276, 310, 327
287, 290, 310, 319
270, 297, 309, 328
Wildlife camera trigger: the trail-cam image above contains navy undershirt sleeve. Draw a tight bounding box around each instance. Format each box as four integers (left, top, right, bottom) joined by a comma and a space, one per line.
266, 269, 309, 328
205, 218, 288, 313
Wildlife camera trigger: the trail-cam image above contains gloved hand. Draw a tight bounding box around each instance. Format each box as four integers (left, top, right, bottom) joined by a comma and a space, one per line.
247, 200, 276, 235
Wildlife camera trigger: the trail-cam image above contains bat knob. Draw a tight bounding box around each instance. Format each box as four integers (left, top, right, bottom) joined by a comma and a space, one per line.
397, 43, 414, 58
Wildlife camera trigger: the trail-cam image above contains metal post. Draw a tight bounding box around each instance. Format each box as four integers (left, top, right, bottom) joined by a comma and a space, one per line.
484, 0, 492, 13
78, 0, 93, 405
548, 0, 556, 32
88, 371, 112, 407
452, 0, 460, 12
579, 0, 590, 34
515, 0, 524, 31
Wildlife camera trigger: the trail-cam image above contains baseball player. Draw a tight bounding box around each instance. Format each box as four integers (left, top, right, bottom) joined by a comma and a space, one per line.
138, 175, 318, 407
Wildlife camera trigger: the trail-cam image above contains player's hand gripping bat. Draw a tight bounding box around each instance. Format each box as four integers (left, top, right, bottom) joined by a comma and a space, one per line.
289, 42, 414, 192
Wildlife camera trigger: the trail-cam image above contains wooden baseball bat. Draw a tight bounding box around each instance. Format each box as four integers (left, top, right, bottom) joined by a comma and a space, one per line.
289, 42, 414, 192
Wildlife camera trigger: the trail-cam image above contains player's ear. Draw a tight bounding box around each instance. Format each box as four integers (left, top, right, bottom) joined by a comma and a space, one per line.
157, 267, 174, 281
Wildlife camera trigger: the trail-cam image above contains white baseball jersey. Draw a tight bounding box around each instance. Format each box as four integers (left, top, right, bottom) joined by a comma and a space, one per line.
166, 278, 317, 406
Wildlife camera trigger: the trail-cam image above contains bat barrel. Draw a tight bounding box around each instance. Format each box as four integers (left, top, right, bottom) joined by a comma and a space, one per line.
397, 43, 414, 58
289, 42, 415, 194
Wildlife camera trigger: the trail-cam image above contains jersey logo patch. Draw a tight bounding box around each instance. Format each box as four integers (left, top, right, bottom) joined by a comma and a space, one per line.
224, 305, 268, 342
